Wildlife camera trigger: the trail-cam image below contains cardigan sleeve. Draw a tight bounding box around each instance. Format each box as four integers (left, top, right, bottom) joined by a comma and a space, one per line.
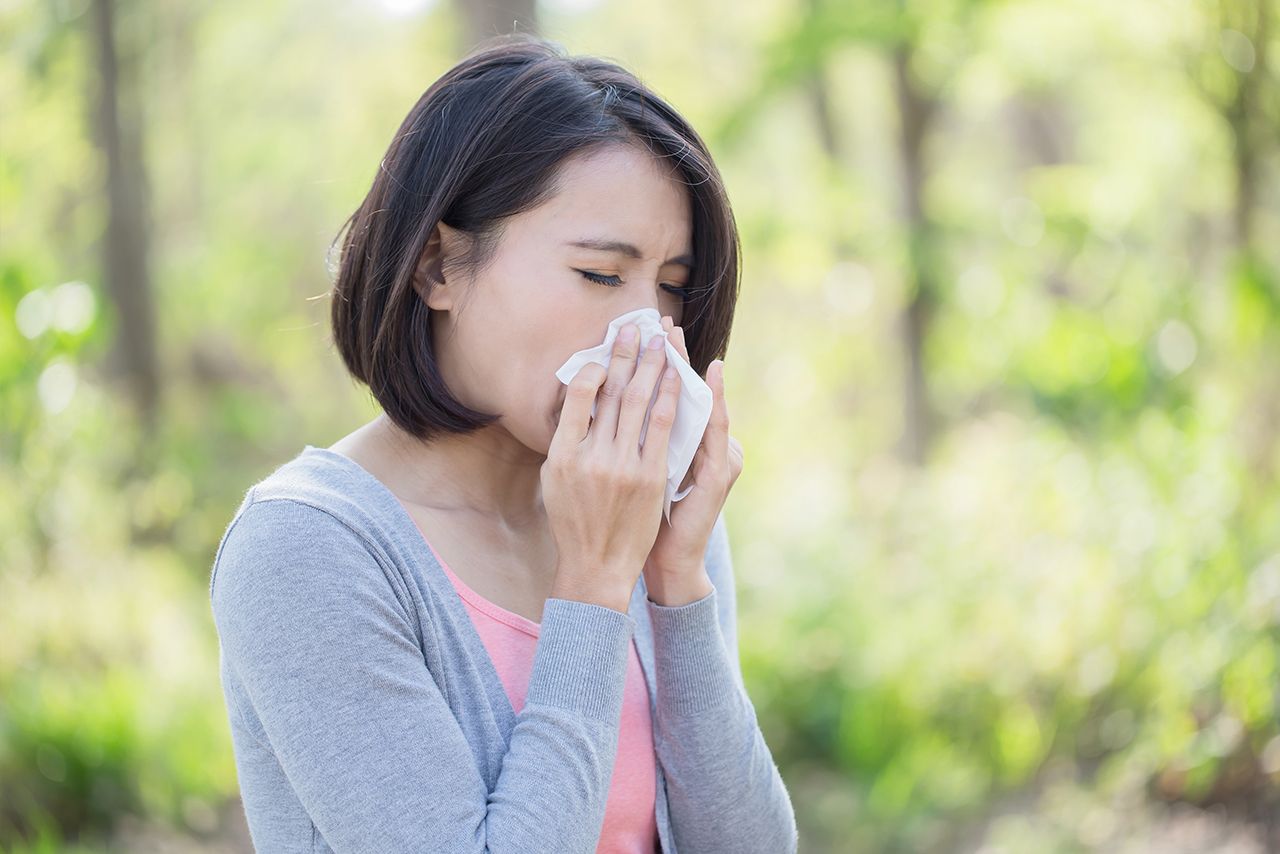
644, 511, 800, 854
210, 495, 635, 854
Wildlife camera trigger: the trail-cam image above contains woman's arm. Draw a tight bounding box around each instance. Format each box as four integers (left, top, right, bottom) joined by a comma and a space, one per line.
646, 512, 800, 854
210, 496, 633, 853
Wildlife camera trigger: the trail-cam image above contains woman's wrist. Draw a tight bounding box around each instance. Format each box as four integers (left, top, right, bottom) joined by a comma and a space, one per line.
550, 570, 633, 614
645, 564, 714, 607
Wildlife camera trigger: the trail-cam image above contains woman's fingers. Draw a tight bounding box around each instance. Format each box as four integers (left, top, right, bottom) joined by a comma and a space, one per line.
552, 362, 608, 452
727, 433, 744, 486
661, 315, 690, 364
660, 315, 733, 493
616, 330, 671, 450
703, 359, 729, 472
639, 357, 681, 470
592, 322, 641, 442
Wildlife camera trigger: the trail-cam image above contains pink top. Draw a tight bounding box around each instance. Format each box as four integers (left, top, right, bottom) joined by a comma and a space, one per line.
407, 519, 660, 854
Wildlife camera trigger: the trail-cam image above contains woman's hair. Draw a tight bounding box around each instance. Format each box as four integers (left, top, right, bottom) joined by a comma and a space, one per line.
328, 33, 741, 442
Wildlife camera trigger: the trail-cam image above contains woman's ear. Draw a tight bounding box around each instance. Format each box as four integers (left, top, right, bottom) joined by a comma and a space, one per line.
413, 221, 470, 310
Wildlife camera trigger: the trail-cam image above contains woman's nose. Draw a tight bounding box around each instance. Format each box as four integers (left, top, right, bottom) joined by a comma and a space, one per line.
628, 294, 664, 318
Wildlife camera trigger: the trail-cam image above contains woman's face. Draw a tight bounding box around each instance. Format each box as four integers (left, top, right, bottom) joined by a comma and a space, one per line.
423, 143, 694, 456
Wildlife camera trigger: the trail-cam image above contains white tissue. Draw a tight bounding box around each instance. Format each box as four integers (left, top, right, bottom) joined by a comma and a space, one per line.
554, 307, 714, 524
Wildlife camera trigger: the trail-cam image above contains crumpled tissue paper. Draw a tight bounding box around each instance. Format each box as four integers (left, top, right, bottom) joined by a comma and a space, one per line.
554, 307, 714, 524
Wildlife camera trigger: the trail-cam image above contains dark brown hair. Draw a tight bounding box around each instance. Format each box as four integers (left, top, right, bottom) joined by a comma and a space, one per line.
328, 32, 741, 442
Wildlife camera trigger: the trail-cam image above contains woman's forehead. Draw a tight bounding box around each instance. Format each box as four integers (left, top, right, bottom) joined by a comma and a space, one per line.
527, 156, 692, 250
549, 146, 688, 210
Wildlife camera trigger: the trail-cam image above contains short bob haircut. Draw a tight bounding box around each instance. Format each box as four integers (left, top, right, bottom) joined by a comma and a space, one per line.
329, 33, 741, 443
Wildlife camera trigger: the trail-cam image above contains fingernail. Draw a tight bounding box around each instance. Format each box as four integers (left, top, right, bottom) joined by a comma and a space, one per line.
647, 334, 664, 350
620, 324, 637, 345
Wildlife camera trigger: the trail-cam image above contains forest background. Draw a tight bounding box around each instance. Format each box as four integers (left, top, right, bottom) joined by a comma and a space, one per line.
2, 0, 1278, 850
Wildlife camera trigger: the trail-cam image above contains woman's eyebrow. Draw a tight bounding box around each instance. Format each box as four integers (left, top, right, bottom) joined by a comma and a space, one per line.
564, 237, 694, 268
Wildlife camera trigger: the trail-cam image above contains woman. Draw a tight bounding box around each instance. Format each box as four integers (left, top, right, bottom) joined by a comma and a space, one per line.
209, 33, 797, 854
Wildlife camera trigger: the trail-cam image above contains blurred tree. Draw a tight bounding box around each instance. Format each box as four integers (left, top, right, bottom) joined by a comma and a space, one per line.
452, 0, 539, 51
1184, 0, 1279, 492
1186, 0, 1274, 254
723, 0, 994, 464
890, 30, 942, 466
802, 0, 843, 161
90, 0, 159, 433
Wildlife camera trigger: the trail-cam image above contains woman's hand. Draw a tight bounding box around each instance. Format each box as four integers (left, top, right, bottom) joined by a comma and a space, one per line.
543, 321, 684, 614
642, 315, 744, 606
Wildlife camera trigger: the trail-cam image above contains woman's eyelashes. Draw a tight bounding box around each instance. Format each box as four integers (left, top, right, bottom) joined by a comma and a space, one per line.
576, 269, 687, 296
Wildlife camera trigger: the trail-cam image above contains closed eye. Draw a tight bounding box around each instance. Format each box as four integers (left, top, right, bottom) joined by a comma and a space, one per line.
577, 269, 688, 296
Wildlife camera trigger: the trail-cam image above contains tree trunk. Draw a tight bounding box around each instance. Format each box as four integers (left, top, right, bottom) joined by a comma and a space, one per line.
1228, 0, 1267, 253
891, 44, 938, 466
453, 0, 539, 51
91, 0, 160, 430
805, 0, 841, 160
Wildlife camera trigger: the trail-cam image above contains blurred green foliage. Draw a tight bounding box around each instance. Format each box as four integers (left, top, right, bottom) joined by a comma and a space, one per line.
2, 0, 1277, 850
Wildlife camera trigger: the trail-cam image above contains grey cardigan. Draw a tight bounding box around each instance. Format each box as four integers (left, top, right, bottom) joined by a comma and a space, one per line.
208, 445, 798, 853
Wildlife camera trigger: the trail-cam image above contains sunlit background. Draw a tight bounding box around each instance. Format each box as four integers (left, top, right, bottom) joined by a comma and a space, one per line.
3, 0, 1278, 850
